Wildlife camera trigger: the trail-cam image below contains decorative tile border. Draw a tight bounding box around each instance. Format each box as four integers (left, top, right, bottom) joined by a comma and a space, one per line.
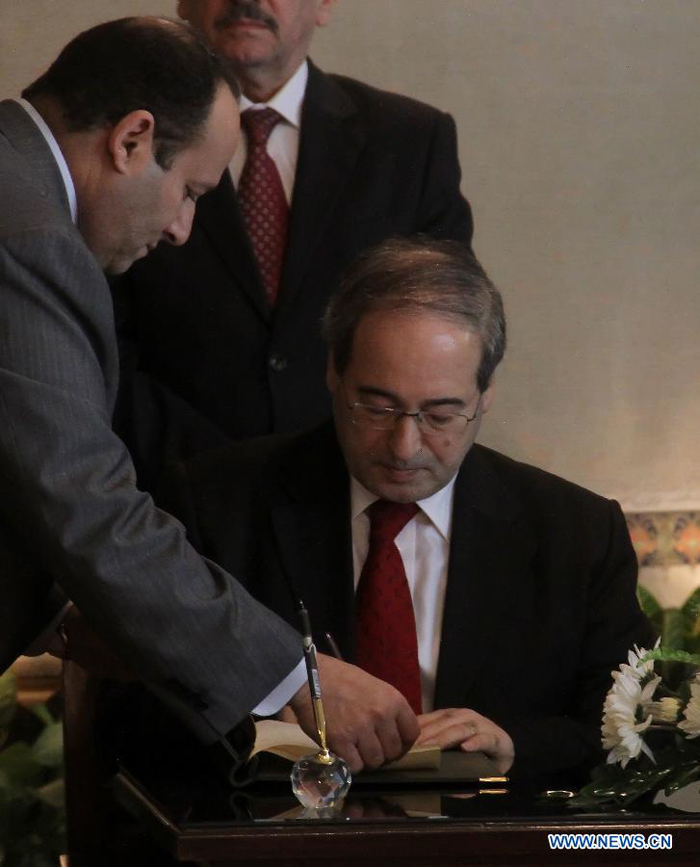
626, 511, 700, 567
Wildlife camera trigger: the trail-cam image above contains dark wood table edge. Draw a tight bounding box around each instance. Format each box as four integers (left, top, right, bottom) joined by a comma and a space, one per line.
113, 770, 700, 864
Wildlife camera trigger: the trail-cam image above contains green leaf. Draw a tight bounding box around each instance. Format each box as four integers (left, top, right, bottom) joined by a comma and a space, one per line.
662, 762, 700, 795
642, 648, 700, 666
35, 777, 65, 810
32, 722, 63, 770
0, 742, 43, 790
569, 753, 685, 809
681, 587, 700, 634
661, 609, 686, 651
30, 703, 54, 728
637, 585, 663, 632
0, 796, 65, 866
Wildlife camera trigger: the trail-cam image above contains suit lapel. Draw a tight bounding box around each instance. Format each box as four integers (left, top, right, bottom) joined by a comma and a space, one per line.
267, 424, 356, 658
277, 62, 366, 309
193, 63, 366, 321
434, 447, 537, 709
194, 171, 271, 323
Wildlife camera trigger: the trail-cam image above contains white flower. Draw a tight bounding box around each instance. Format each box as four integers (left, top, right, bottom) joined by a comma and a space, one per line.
618, 640, 660, 682
679, 680, 700, 738
601, 667, 660, 768
643, 697, 681, 724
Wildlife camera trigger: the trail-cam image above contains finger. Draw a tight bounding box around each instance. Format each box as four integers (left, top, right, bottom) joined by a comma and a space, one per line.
277, 704, 298, 724
416, 723, 447, 744
417, 708, 451, 725
373, 717, 404, 764
417, 708, 465, 728
395, 701, 420, 751
328, 733, 364, 774
354, 727, 387, 770
461, 734, 514, 774
417, 714, 473, 744
419, 721, 477, 750
461, 732, 496, 753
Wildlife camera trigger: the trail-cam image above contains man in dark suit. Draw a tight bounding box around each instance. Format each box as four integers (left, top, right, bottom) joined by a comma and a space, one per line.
0, 17, 419, 772
162, 237, 653, 775
115, 0, 474, 487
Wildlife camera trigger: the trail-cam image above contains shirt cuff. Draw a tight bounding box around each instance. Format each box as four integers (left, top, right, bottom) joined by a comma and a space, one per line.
252, 658, 306, 717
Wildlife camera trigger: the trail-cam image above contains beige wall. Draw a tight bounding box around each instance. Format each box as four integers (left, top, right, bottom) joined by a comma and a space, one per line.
4, 1, 699, 511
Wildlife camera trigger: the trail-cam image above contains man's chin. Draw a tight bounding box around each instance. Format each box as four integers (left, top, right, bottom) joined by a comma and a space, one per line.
103, 247, 149, 276
103, 261, 131, 276
217, 28, 277, 63
364, 470, 438, 504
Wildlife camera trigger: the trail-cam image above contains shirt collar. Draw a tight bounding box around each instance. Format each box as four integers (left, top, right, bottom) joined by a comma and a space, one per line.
239, 59, 308, 128
350, 472, 457, 542
16, 98, 78, 224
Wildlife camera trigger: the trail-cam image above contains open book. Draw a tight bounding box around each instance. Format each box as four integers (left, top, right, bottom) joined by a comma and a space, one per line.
230, 720, 503, 787
251, 720, 441, 771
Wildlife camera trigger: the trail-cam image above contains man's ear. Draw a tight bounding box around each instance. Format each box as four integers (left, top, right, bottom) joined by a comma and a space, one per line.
316, 0, 337, 28
106, 110, 156, 175
480, 380, 495, 415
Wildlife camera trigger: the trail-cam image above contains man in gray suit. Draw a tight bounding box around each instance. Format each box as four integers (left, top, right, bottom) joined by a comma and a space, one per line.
0, 16, 417, 771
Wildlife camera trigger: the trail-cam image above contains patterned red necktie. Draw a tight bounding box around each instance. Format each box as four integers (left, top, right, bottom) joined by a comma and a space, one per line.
355, 500, 423, 715
237, 108, 289, 307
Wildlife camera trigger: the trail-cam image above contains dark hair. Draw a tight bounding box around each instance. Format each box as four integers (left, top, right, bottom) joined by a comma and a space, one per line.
323, 237, 506, 392
22, 17, 239, 169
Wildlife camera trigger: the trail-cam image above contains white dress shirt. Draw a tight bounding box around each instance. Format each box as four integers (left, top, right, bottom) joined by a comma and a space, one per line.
351, 476, 457, 713
230, 60, 308, 204
16, 98, 77, 223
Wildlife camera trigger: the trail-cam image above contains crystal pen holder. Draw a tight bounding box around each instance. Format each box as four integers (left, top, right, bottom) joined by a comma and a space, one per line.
290, 751, 352, 811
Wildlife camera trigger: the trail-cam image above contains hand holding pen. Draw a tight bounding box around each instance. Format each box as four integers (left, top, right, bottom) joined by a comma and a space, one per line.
288, 615, 419, 774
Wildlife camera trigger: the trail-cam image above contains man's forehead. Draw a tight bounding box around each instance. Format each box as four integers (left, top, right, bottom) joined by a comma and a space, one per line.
353, 308, 480, 349
345, 310, 483, 391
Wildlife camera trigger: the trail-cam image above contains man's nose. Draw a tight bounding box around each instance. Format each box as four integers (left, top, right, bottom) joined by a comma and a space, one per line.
162, 200, 195, 247
388, 413, 423, 462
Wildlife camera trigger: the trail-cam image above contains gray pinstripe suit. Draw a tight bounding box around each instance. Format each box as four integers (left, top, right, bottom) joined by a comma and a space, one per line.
0, 99, 301, 739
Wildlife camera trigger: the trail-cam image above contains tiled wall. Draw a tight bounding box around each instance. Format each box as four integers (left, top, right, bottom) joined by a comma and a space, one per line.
627, 512, 700, 609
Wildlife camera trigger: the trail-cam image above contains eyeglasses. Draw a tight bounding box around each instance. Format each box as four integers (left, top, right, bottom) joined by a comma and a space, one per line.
345, 389, 483, 436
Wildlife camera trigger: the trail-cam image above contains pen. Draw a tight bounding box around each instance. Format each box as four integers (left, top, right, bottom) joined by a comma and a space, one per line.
298, 601, 333, 764
324, 631, 343, 661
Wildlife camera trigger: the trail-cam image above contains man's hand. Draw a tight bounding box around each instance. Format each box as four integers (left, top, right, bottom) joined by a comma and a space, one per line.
416, 707, 514, 774
289, 653, 419, 774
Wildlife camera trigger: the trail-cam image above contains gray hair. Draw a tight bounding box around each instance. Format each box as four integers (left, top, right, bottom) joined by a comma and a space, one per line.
322, 237, 506, 392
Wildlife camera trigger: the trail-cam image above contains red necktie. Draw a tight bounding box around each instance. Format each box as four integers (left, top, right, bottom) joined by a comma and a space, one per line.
355, 500, 422, 715
237, 108, 289, 307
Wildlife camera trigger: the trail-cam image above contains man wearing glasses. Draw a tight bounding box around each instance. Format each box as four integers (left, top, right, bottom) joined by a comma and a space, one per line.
162, 237, 651, 777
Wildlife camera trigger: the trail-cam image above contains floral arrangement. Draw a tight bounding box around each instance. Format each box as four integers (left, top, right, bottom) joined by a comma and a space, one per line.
573, 643, 700, 808
0, 669, 65, 865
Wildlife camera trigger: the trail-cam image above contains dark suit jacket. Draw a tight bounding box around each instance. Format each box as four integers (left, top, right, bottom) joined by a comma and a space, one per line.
161, 422, 654, 773
115, 61, 473, 487
0, 100, 302, 740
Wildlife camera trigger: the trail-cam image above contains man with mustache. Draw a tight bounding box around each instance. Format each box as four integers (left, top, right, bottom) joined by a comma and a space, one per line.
114, 0, 474, 489
162, 237, 653, 777
0, 17, 418, 774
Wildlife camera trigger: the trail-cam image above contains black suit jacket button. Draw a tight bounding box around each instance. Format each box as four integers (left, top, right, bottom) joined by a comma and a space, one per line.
268, 353, 288, 372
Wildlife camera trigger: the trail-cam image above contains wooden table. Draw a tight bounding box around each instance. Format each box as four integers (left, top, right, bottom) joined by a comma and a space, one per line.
110, 769, 700, 866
